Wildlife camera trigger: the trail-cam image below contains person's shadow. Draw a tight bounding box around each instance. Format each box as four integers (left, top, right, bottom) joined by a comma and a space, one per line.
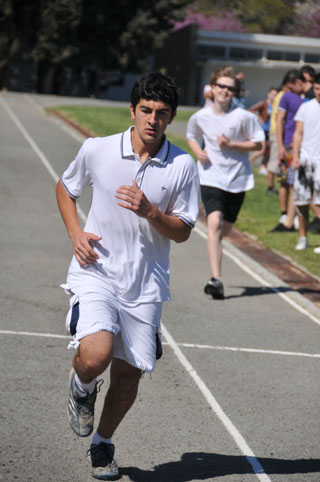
121, 452, 320, 481
224, 285, 320, 300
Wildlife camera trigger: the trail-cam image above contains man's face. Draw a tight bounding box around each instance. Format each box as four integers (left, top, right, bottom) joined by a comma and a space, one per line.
130, 99, 175, 146
212, 76, 236, 105
302, 72, 314, 93
314, 83, 320, 103
288, 79, 304, 95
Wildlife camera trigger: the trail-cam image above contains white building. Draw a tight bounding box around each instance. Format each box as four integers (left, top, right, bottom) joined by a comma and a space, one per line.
155, 26, 320, 106
197, 30, 320, 105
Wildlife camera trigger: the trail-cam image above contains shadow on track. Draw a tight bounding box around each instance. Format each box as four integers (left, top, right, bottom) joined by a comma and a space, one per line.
121, 452, 320, 481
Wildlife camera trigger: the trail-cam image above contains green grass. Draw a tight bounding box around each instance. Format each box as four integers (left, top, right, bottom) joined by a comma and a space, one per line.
49, 105, 320, 279
236, 171, 320, 278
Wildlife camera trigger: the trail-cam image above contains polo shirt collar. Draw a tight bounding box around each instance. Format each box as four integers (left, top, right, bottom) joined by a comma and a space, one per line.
121, 126, 170, 165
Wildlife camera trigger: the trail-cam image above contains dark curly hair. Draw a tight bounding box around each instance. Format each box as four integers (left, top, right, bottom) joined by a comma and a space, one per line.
130, 72, 180, 118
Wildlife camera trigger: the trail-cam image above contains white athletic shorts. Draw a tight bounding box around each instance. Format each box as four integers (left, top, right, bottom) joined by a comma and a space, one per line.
62, 284, 162, 373
294, 160, 320, 206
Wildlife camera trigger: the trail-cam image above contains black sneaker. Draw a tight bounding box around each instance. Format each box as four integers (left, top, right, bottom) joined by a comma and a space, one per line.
267, 186, 278, 195
88, 442, 119, 480
270, 223, 295, 233
68, 368, 103, 437
307, 217, 320, 233
204, 278, 224, 299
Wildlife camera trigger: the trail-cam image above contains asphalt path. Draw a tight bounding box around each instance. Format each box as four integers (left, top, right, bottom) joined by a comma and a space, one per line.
0, 91, 319, 482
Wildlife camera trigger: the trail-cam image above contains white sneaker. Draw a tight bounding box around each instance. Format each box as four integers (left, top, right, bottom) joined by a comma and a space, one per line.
259, 165, 268, 175
314, 246, 320, 254
295, 237, 309, 250
294, 215, 299, 230
279, 214, 287, 224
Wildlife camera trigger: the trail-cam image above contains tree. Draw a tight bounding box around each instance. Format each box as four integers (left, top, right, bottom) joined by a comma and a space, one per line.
190, 0, 300, 34
234, 0, 297, 34
284, 0, 320, 37
1, 0, 191, 93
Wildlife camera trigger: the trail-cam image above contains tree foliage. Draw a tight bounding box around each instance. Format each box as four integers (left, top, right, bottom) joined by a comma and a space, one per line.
188, 0, 304, 35
284, 0, 320, 37
0, 0, 191, 91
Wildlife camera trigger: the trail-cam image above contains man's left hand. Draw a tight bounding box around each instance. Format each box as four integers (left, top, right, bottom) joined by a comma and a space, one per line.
115, 180, 154, 218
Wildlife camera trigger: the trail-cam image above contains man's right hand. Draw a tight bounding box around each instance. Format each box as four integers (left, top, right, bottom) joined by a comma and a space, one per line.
71, 231, 102, 267
198, 149, 210, 165
278, 144, 287, 162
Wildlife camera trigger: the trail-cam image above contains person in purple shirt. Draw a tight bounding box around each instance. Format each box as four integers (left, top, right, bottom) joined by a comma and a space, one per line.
271, 70, 304, 232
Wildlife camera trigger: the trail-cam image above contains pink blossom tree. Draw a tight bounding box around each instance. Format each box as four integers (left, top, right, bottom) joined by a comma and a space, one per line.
284, 0, 320, 37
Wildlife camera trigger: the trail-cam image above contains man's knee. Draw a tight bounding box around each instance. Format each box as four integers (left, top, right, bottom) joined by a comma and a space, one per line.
207, 211, 223, 234
76, 331, 114, 376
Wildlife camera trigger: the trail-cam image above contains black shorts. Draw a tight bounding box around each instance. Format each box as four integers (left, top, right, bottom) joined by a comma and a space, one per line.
200, 185, 246, 223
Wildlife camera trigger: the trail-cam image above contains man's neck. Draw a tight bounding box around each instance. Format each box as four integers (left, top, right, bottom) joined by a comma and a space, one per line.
131, 128, 164, 163
212, 102, 230, 115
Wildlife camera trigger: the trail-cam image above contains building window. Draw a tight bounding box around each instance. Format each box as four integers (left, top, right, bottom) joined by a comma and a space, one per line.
305, 53, 320, 63
197, 45, 226, 59
267, 50, 300, 62
229, 47, 263, 60
283, 52, 300, 62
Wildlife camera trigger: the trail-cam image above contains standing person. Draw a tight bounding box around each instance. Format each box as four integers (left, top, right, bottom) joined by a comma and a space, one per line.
271, 70, 304, 232
56, 72, 200, 480
186, 66, 264, 299
249, 86, 277, 175
266, 76, 289, 195
291, 72, 320, 251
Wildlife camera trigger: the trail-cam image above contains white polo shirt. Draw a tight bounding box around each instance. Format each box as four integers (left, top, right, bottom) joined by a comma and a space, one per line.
61, 127, 200, 303
186, 106, 265, 192
294, 98, 320, 163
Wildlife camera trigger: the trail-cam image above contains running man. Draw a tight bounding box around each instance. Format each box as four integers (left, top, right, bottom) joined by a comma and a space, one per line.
56, 73, 200, 480
186, 66, 264, 299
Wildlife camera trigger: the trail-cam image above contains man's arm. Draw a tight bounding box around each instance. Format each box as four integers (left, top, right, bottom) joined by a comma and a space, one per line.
217, 135, 262, 151
56, 180, 102, 266
276, 110, 287, 161
291, 121, 304, 170
115, 180, 192, 243
187, 139, 210, 165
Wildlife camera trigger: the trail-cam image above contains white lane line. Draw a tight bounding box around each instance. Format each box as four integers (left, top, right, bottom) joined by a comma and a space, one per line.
1, 330, 318, 359
194, 224, 320, 328
0, 330, 70, 339
162, 324, 272, 482
175, 342, 320, 358
0, 94, 87, 224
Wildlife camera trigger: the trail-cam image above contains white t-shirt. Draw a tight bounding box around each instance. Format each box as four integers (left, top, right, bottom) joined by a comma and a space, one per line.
61, 127, 200, 303
294, 98, 320, 163
186, 106, 265, 192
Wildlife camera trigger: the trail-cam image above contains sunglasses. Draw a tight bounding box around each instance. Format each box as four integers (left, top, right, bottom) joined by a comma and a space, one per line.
214, 83, 236, 93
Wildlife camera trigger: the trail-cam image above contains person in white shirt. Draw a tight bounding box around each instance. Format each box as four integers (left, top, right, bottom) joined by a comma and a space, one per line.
56, 72, 200, 480
292, 72, 320, 252
186, 65, 264, 299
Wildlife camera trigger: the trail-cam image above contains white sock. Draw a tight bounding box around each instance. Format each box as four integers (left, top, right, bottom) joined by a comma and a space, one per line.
92, 431, 112, 446
74, 372, 96, 395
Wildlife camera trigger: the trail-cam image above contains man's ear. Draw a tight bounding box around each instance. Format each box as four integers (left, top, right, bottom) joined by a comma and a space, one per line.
129, 104, 135, 120
169, 110, 177, 124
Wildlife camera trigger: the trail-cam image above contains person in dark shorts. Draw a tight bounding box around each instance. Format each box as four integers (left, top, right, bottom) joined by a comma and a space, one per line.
186, 65, 264, 299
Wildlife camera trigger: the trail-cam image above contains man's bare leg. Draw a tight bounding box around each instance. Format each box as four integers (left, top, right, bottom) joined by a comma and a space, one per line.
283, 187, 296, 228
207, 210, 223, 279
97, 358, 142, 439
297, 205, 309, 238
